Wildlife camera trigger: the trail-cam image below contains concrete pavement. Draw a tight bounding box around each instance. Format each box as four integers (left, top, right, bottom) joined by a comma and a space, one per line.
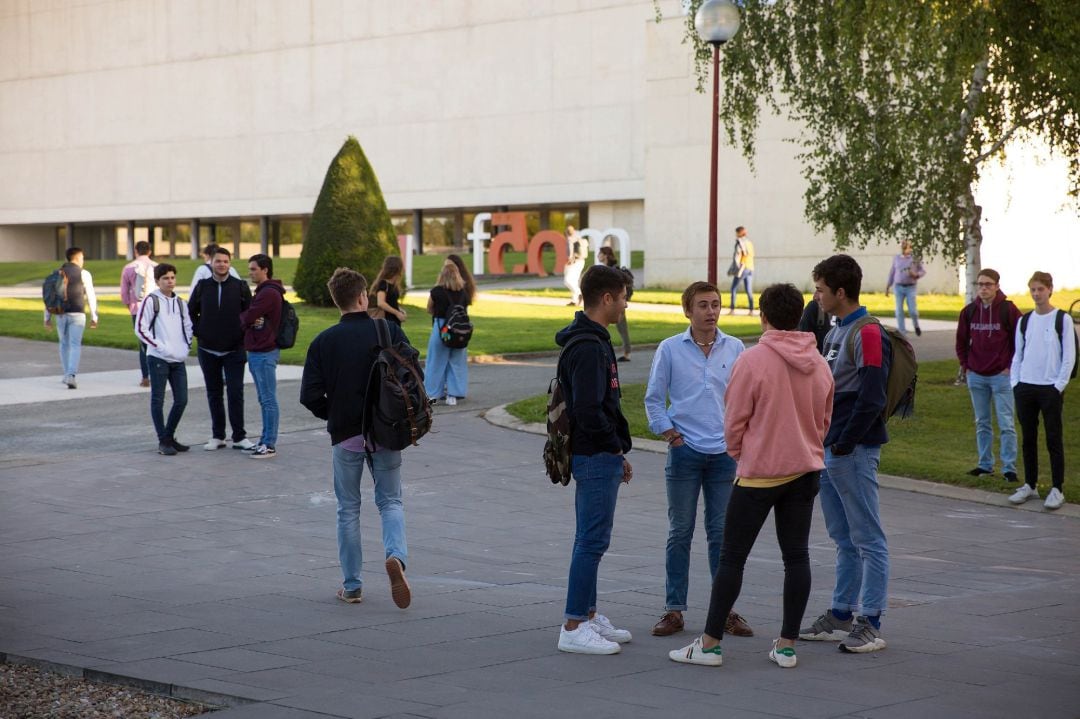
1, 336, 1079, 718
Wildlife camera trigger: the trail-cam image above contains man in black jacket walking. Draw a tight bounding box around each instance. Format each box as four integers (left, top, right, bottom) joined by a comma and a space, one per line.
300, 267, 413, 609
189, 247, 255, 451
555, 264, 634, 655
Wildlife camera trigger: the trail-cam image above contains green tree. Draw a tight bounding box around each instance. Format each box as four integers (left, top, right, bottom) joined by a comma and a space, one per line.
295, 136, 398, 306
670, 0, 1080, 297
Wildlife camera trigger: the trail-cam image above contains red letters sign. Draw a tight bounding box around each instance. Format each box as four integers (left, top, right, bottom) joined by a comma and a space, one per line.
487, 212, 569, 277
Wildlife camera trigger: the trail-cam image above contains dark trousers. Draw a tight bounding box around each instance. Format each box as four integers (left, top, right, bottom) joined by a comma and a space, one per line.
131, 315, 148, 379
148, 356, 188, 442
704, 471, 820, 641
1014, 382, 1065, 489
198, 348, 247, 442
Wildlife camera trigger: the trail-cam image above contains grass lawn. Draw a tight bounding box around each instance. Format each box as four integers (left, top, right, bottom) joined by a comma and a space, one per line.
490, 288, 1080, 322
506, 359, 1080, 504
0, 291, 761, 364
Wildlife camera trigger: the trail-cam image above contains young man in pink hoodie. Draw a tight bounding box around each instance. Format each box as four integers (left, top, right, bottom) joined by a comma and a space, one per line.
669, 283, 833, 669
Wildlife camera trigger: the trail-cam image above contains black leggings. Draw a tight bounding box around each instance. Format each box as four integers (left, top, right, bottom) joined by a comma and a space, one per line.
1014, 383, 1065, 489
704, 471, 820, 641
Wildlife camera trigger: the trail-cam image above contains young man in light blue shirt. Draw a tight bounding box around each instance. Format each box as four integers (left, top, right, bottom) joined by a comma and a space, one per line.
644, 281, 753, 639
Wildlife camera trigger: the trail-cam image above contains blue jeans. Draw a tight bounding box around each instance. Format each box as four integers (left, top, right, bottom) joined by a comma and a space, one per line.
664, 444, 736, 611
730, 271, 754, 311
332, 445, 407, 592
198, 348, 248, 442
131, 315, 148, 379
565, 452, 624, 621
967, 371, 1017, 474
893, 284, 919, 334
819, 445, 889, 617
55, 312, 86, 377
148, 355, 188, 442
248, 349, 279, 448
424, 321, 468, 399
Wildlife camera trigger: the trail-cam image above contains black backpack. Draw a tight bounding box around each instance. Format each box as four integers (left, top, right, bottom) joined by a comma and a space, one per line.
42, 267, 68, 315
363, 318, 433, 451
1019, 310, 1079, 380
543, 335, 602, 486
440, 303, 473, 349
276, 298, 300, 349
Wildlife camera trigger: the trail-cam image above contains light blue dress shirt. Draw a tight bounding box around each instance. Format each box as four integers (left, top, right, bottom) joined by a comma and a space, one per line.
645, 327, 745, 455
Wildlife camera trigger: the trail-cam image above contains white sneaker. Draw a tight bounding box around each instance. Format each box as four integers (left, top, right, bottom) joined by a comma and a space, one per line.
445, 396, 458, 406
558, 623, 621, 655
232, 438, 257, 451
590, 613, 632, 643
1009, 484, 1039, 504
1044, 487, 1065, 510
768, 639, 797, 668
204, 438, 227, 451
669, 636, 722, 666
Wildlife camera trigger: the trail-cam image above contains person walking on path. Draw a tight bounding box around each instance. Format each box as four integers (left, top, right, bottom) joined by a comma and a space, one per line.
136, 263, 193, 456
44, 246, 98, 390
645, 280, 754, 640
563, 225, 587, 306
370, 256, 408, 325
189, 243, 240, 295
120, 240, 157, 387
240, 254, 284, 459
801, 254, 892, 654
189, 247, 256, 452
1008, 271, 1076, 510
424, 260, 470, 405
669, 284, 833, 669
955, 268, 1022, 482
300, 268, 413, 608
885, 241, 925, 337
728, 226, 755, 315
598, 246, 633, 362
555, 264, 635, 655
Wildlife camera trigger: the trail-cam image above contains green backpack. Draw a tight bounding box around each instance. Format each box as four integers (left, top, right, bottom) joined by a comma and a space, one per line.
845, 316, 918, 420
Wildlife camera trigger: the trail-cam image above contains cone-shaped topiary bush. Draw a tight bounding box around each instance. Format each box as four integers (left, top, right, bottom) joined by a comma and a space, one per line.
295, 136, 398, 307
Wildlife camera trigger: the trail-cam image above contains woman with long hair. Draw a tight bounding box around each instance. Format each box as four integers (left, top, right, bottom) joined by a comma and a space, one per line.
425, 260, 470, 405
370, 256, 407, 325
447, 253, 477, 305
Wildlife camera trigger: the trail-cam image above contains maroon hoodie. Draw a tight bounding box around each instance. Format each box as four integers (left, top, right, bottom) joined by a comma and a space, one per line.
955, 290, 1022, 376
240, 279, 284, 352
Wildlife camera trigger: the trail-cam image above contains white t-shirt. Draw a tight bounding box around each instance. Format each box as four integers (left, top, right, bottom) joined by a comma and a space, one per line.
1011, 309, 1077, 392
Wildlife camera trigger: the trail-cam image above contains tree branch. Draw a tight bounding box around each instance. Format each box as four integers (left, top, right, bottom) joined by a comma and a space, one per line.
974, 112, 1045, 164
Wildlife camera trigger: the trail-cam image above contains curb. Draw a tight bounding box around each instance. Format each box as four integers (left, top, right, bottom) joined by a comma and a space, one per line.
482, 404, 1080, 519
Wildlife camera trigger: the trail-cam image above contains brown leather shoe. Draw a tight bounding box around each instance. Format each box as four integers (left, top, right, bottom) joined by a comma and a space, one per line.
651, 611, 685, 636
725, 610, 754, 637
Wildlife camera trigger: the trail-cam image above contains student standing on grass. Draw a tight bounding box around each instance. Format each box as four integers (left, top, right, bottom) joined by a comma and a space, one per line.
120, 240, 157, 387
136, 263, 193, 456
371, 256, 407, 325
44, 246, 98, 390
669, 284, 833, 669
556, 264, 634, 655
955, 268, 1022, 482
644, 280, 754, 641
801, 254, 891, 654
240, 254, 284, 459
300, 268, 413, 608
1008, 271, 1075, 510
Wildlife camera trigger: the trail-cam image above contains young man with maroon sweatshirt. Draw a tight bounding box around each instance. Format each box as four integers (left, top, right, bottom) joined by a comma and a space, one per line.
240, 254, 284, 458
955, 268, 1022, 482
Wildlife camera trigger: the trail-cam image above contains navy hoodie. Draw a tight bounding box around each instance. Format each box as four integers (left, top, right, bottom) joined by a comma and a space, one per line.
555, 312, 632, 456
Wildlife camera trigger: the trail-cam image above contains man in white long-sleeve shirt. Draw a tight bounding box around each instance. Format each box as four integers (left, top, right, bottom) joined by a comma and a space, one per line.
43, 246, 98, 389
1008, 271, 1076, 510
137, 263, 194, 456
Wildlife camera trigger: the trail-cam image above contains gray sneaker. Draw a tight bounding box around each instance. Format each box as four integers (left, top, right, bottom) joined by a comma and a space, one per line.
799, 611, 853, 641
839, 617, 887, 653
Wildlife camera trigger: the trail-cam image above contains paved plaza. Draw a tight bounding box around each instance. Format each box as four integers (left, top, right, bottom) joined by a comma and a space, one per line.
1, 334, 1079, 718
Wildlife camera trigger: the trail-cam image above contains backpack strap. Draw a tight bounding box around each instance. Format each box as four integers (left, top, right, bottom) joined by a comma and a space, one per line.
844, 314, 880, 362
374, 316, 391, 349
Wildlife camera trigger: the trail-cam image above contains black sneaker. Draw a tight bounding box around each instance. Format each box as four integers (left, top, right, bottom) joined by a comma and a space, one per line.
914, 326, 922, 337
158, 442, 178, 456
249, 444, 276, 459
967, 467, 993, 477
1003, 471, 1019, 483
170, 439, 190, 452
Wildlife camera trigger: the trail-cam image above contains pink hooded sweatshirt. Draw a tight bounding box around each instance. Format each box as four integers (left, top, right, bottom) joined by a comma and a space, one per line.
724, 330, 835, 479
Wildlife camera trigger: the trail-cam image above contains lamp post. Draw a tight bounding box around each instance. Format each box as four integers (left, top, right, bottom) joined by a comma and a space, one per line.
695, 0, 741, 285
